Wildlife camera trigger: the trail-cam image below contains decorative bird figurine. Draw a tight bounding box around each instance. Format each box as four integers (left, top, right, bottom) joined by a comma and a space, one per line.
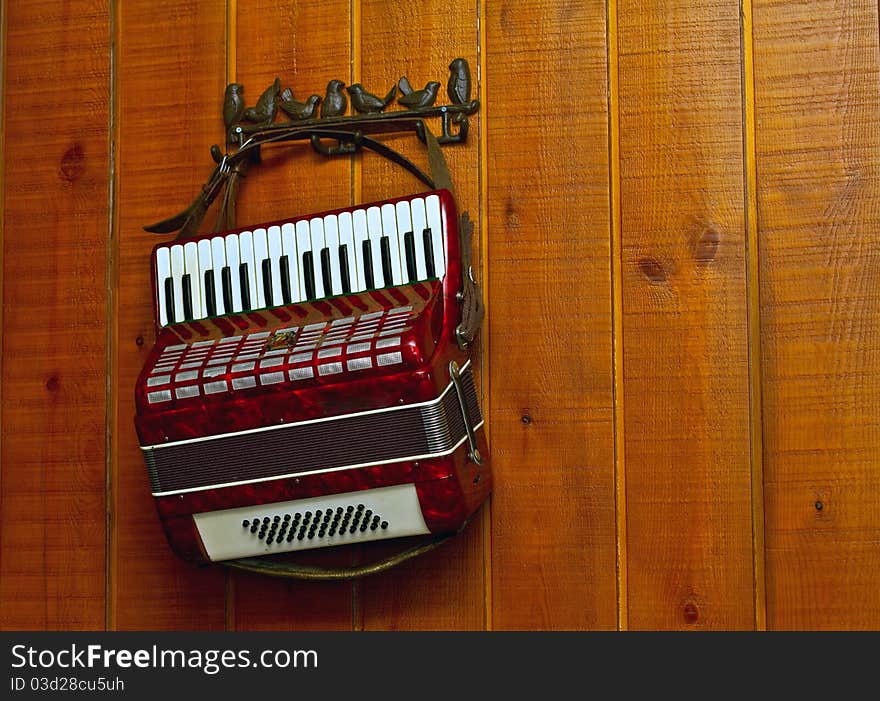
222, 82, 245, 142
320, 79, 348, 118
346, 83, 397, 113
447, 58, 471, 105
278, 87, 322, 121
242, 76, 281, 127
397, 80, 441, 110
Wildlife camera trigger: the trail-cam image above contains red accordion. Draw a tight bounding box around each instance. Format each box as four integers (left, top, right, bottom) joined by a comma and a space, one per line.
135, 189, 490, 563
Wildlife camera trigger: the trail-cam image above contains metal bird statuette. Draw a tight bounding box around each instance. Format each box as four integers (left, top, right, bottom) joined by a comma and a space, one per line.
397, 79, 441, 109
222, 82, 245, 142
320, 79, 348, 118
242, 76, 281, 127
347, 83, 397, 113
447, 57, 471, 106
279, 87, 322, 121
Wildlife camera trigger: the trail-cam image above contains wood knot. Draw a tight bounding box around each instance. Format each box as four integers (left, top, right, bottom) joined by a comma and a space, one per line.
505, 198, 520, 232
813, 491, 831, 522
682, 601, 700, 625
693, 226, 721, 264
45, 373, 61, 392
638, 257, 667, 283
59, 143, 86, 182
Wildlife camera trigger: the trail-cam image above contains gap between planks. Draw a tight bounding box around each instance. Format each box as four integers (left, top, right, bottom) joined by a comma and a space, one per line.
107, 0, 120, 631
740, 0, 767, 632
606, 0, 627, 632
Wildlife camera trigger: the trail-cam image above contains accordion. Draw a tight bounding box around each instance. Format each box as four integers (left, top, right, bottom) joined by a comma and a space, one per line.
134, 189, 491, 564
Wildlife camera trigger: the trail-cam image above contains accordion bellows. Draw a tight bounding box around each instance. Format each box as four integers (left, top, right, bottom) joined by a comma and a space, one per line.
135, 189, 490, 563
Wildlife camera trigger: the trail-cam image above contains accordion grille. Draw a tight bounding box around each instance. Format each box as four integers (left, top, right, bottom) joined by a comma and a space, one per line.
144, 367, 481, 496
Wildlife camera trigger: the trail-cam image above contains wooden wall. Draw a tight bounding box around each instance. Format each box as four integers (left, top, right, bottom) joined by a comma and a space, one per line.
2, 0, 878, 631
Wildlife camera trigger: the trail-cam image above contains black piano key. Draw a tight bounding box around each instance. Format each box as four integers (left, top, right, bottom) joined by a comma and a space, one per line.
302, 251, 316, 300
221, 266, 233, 312
279, 255, 292, 304
339, 245, 351, 294
403, 231, 417, 282
362, 239, 375, 290
380, 236, 393, 287
320, 248, 332, 298
181, 273, 194, 320
423, 228, 436, 278
163, 277, 175, 324
204, 270, 217, 317
238, 263, 251, 311
261, 258, 273, 307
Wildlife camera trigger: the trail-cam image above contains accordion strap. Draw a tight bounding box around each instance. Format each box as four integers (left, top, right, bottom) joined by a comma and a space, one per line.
224, 528, 460, 582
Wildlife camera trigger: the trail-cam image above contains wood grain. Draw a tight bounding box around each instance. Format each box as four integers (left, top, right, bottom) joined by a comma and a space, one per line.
112, 0, 228, 629
485, 0, 617, 629
230, 0, 356, 631
753, 0, 880, 629
0, 0, 110, 631
617, 0, 755, 629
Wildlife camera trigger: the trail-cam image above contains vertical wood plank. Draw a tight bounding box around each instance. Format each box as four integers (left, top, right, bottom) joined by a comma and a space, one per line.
0, 0, 110, 631
753, 0, 880, 629
230, 0, 356, 631
356, 0, 487, 631
113, 0, 228, 629
617, 1, 755, 628
486, 0, 618, 629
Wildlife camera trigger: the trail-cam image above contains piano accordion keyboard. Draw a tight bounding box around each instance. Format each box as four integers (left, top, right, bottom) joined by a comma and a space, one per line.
152, 192, 449, 328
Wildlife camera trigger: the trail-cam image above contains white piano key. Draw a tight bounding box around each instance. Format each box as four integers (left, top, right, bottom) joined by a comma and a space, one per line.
381, 202, 404, 286
183, 242, 202, 319
197, 239, 213, 316
267, 225, 284, 307
238, 231, 258, 311
425, 194, 446, 278
351, 208, 369, 292
295, 220, 313, 300
280, 222, 301, 303
309, 217, 327, 297
337, 211, 358, 294
409, 197, 429, 282
323, 214, 343, 297
366, 205, 385, 288
252, 227, 269, 310
225, 234, 243, 313
210, 237, 227, 316
169, 244, 186, 323
155, 246, 171, 326
395, 200, 424, 282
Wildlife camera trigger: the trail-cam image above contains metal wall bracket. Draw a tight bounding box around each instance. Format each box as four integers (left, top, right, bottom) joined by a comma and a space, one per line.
144, 57, 479, 239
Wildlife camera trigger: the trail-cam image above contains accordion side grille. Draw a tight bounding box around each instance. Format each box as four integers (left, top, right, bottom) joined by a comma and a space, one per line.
144, 366, 482, 496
